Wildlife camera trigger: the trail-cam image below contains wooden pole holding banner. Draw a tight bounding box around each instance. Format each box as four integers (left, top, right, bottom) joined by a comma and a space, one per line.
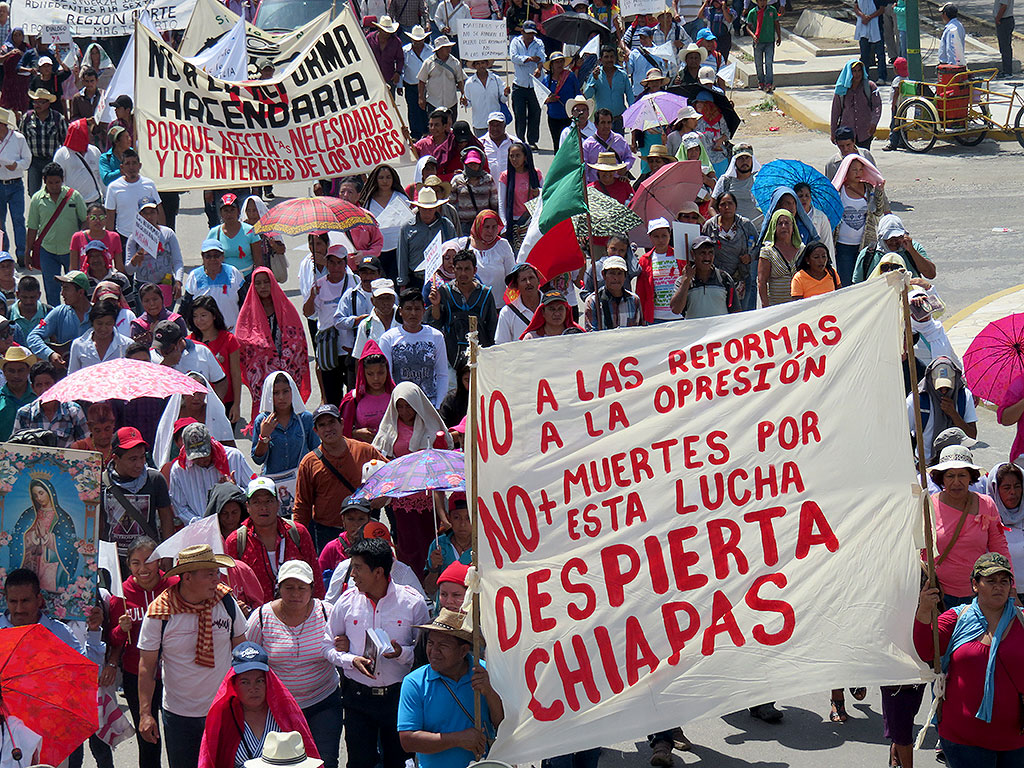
577, 127, 600, 329
468, 315, 483, 731
902, 282, 941, 674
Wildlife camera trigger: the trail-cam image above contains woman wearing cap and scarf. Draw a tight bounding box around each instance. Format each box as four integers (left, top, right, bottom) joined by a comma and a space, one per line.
757, 209, 802, 308
449, 148, 499, 236
497, 142, 543, 251
236, 267, 313, 422
251, 371, 319, 476
831, 152, 889, 287
198, 641, 319, 768
373, 381, 454, 575
989, 463, 1024, 591
154, 372, 235, 468
53, 118, 102, 205
851, 212, 934, 284
830, 59, 882, 149
91, 280, 137, 336
468, 210, 516, 309
340, 340, 395, 441
520, 291, 585, 338
0, 29, 29, 113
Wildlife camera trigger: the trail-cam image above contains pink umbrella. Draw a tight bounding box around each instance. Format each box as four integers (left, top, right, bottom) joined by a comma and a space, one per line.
41, 359, 207, 404
962, 313, 1024, 407
629, 160, 704, 224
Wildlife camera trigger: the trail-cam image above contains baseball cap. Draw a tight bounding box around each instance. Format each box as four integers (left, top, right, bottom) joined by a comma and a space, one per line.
0, 252, 14, 266
112, 426, 147, 452
602, 256, 628, 273
108, 125, 127, 142
733, 143, 754, 159
219, 192, 238, 208
835, 126, 856, 142
56, 271, 90, 292
342, 498, 373, 516
362, 521, 393, 545
152, 319, 184, 352
277, 560, 314, 585
690, 235, 714, 250
231, 641, 270, 673
487, 111, 506, 124
38, 56, 53, 66
647, 216, 671, 234
540, 289, 567, 306
637, 26, 654, 37
201, 238, 225, 254
357, 255, 382, 274
111, 94, 133, 110
84, 239, 108, 253
312, 403, 341, 424
930, 360, 956, 391
137, 196, 159, 211
523, 20, 538, 32
183, 423, 213, 461
327, 243, 349, 260
696, 27, 716, 41
438, 561, 469, 587
247, 476, 277, 498
371, 278, 397, 298
464, 149, 483, 165
972, 552, 1014, 580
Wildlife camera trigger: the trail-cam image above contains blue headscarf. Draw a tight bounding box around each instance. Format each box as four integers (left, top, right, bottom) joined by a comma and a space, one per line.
941, 598, 1021, 722
755, 186, 816, 248
835, 59, 871, 98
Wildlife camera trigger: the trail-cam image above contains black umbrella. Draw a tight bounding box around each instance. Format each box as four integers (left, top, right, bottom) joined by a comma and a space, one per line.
542, 12, 612, 47
666, 82, 741, 136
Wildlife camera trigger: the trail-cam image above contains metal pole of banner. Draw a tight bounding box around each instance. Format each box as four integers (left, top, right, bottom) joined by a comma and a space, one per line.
576, 126, 600, 329
468, 315, 483, 731
902, 282, 940, 673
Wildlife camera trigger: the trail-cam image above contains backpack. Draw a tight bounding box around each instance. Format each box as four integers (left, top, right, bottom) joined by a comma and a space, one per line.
157, 592, 238, 646
235, 520, 301, 555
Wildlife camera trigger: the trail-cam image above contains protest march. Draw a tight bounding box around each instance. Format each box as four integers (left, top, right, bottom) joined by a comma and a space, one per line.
0, 0, 1019, 767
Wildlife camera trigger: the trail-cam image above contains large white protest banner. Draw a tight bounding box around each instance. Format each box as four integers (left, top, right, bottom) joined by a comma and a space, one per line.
474, 275, 926, 764
457, 19, 509, 61
134, 7, 412, 191
13, 0, 196, 37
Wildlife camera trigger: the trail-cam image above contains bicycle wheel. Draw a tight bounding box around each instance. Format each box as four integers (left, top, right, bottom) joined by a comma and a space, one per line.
955, 103, 990, 145
896, 98, 939, 153
1015, 106, 1024, 149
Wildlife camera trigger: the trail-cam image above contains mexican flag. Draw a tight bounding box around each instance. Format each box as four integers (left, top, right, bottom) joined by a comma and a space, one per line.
519, 125, 589, 281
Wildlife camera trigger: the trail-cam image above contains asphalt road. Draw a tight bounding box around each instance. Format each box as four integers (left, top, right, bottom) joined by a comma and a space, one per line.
87, 95, 1023, 768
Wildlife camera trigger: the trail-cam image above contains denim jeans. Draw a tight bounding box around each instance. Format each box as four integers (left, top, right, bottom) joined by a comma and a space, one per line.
542, 749, 602, 768
512, 84, 541, 146
162, 710, 206, 768
0, 180, 25, 261
834, 242, 860, 288
303, 687, 344, 768
753, 42, 775, 85
405, 87, 429, 140
27, 156, 48, 196
39, 247, 69, 307
859, 37, 888, 82
123, 671, 164, 768
939, 737, 1024, 767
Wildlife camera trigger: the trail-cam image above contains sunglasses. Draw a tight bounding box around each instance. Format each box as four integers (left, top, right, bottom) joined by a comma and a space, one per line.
87, 214, 104, 220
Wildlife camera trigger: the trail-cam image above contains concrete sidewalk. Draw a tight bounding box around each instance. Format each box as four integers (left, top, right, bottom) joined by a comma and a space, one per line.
944, 281, 1024, 360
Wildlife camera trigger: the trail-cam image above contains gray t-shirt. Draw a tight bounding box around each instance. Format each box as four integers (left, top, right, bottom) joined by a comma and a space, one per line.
712, 174, 760, 221
995, 0, 1013, 18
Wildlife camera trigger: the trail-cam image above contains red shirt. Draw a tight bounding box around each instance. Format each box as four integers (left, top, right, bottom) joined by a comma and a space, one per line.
225, 518, 325, 605
108, 572, 179, 675
191, 331, 241, 403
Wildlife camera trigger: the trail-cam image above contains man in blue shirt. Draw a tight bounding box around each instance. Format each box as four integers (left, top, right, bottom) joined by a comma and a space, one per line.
584, 45, 636, 133
0, 345, 37, 440
398, 609, 504, 768
509, 21, 546, 150
26, 269, 91, 369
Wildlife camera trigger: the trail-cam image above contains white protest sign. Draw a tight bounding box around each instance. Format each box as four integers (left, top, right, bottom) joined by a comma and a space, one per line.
474, 275, 925, 764
132, 212, 162, 256
134, 7, 412, 191
718, 61, 737, 86
619, 0, 670, 18
672, 220, 701, 255
531, 75, 551, 108
12, 0, 196, 36
457, 19, 509, 61
375, 196, 416, 230
419, 231, 444, 281
148, 514, 226, 563
188, 14, 248, 82
41, 24, 72, 47
97, 540, 123, 598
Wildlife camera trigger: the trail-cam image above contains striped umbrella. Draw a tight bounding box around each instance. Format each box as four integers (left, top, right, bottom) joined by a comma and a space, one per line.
253, 197, 377, 236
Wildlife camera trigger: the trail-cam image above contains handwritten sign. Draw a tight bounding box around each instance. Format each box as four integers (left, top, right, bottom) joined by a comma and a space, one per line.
131, 212, 162, 257
619, 0, 671, 17
41, 24, 72, 46
475, 275, 925, 764
458, 19, 509, 61
419, 231, 444, 281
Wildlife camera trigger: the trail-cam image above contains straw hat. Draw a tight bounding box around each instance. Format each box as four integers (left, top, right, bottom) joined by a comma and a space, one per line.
243, 732, 323, 768
0, 108, 15, 129
422, 174, 452, 199
645, 144, 675, 161
587, 151, 628, 172
683, 42, 702, 59
433, 35, 455, 49
408, 25, 429, 41
413, 188, 447, 209
1, 346, 36, 369
542, 50, 567, 70
641, 68, 668, 85
416, 608, 474, 642
28, 89, 56, 103
165, 544, 235, 576
373, 15, 400, 33
565, 95, 594, 116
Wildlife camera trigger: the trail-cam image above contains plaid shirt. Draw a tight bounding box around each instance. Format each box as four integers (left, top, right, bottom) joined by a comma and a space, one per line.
12, 399, 87, 447
20, 109, 68, 161
583, 289, 645, 330
448, 172, 499, 234
389, 0, 427, 28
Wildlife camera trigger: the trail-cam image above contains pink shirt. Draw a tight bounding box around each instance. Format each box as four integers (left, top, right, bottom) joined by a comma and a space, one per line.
499, 169, 543, 219
355, 392, 390, 432
932, 492, 1012, 597
997, 376, 1024, 463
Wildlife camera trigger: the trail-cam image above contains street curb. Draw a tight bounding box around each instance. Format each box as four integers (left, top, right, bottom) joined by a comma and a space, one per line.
943, 282, 1024, 331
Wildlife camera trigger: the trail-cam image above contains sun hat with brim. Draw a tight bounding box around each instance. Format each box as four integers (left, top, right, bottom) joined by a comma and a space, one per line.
0, 108, 16, 129
408, 24, 429, 41
1, 346, 36, 368
972, 552, 1015, 581
27, 88, 56, 103
373, 15, 400, 33
602, 255, 628, 273
232, 641, 270, 673
932, 427, 968, 456
565, 95, 595, 116
542, 50, 567, 70
433, 35, 455, 48
422, 175, 452, 199
674, 106, 700, 124
244, 731, 323, 768
56, 271, 90, 292
416, 607, 474, 643
277, 559, 314, 585
413, 188, 446, 209
645, 144, 674, 161
587, 151, 628, 173
928, 444, 983, 473
165, 544, 235, 576
641, 68, 668, 85
505, 262, 537, 286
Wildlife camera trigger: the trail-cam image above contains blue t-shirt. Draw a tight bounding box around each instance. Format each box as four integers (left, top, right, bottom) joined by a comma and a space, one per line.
208, 223, 260, 274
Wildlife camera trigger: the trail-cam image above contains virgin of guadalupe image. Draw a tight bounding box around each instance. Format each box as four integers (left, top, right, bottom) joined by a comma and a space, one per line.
8, 477, 79, 592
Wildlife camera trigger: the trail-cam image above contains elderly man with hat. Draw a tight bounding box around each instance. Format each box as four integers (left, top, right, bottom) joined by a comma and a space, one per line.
368, 16, 405, 94
136, 544, 248, 768
712, 142, 760, 220
169, 422, 254, 526
582, 108, 635, 183
669, 234, 738, 318
181, 237, 246, 330
417, 37, 465, 120
508, 21, 546, 150
560, 95, 596, 145
0, 346, 36, 439
19, 88, 66, 196
397, 188, 457, 290
398, 608, 504, 768
26, 268, 90, 367
401, 26, 433, 140
583, 255, 645, 330
225, 477, 324, 604
294, 404, 387, 553
0, 107, 30, 266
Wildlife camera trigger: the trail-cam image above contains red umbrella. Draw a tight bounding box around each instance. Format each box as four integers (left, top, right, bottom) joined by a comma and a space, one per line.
253, 197, 377, 236
629, 160, 704, 223
962, 313, 1024, 407
40, 359, 206, 404
0, 624, 98, 765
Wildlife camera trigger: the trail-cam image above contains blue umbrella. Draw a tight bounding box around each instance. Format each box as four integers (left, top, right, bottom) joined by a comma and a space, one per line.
751, 159, 844, 229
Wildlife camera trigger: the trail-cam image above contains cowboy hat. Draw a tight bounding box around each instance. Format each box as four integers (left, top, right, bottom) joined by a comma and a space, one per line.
565, 95, 595, 116
165, 544, 235, 576
641, 68, 669, 85
373, 15, 400, 33
542, 50, 567, 70
1, 346, 36, 368
683, 42, 702, 58
644, 144, 675, 161
27, 89, 56, 103
413, 187, 447, 209
422, 174, 452, 199
433, 35, 455, 49
243, 732, 323, 768
0, 108, 15, 129
416, 608, 474, 642
587, 151, 628, 172
408, 24, 429, 41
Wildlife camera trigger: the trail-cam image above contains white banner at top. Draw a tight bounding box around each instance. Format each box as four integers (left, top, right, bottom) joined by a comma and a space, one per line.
12, 0, 197, 37
474, 275, 927, 764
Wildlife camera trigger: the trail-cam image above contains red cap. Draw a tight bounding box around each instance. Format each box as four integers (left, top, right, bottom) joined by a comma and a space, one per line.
112, 426, 147, 451
172, 417, 198, 436
362, 521, 393, 545
438, 561, 469, 587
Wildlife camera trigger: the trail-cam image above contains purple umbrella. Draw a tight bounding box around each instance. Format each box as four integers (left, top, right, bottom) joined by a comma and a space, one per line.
621, 92, 690, 131
348, 449, 465, 501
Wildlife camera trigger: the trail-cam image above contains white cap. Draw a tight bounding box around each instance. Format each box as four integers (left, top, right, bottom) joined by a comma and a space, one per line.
277, 559, 315, 585
371, 278, 397, 298
602, 256, 628, 273
38, 56, 52, 66
247, 476, 277, 498
487, 111, 506, 124
647, 217, 671, 234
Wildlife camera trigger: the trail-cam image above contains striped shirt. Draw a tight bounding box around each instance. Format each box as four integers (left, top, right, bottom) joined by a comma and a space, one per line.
235, 712, 279, 768
168, 447, 254, 524
245, 601, 339, 708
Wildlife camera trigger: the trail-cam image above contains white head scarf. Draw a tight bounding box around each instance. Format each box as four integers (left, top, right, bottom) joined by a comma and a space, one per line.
153, 372, 234, 466
242, 195, 269, 225
258, 370, 307, 416
414, 155, 437, 185
988, 462, 1024, 528
372, 381, 453, 458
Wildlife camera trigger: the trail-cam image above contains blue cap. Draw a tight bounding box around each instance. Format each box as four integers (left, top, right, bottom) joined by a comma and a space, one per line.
201, 238, 225, 254
231, 641, 270, 673
694, 90, 715, 101
523, 20, 538, 31
137, 196, 159, 211
696, 27, 716, 41
0, 252, 13, 265
84, 239, 108, 253
637, 26, 655, 37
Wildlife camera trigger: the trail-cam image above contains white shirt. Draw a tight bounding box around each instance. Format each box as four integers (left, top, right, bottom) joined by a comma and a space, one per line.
0, 715, 40, 768
560, 121, 597, 145
104, 176, 161, 237
325, 558, 428, 604
352, 311, 397, 359
182, 265, 246, 330
433, 0, 472, 35
0, 129, 31, 182
313, 271, 357, 346
473, 239, 517, 309
321, 578, 430, 687
299, 254, 326, 317
67, 328, 130, 373
464, 71, 505, 130
54, 145, 103, 204
379, 324, 449, 407
151, 339, 227, 384
495, 296, 535, 343
509, 35, 546, 87
168, 447, 253, 524
403, 42, 434, 86
137, 594, 247, 717
481, 130, 519, 187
